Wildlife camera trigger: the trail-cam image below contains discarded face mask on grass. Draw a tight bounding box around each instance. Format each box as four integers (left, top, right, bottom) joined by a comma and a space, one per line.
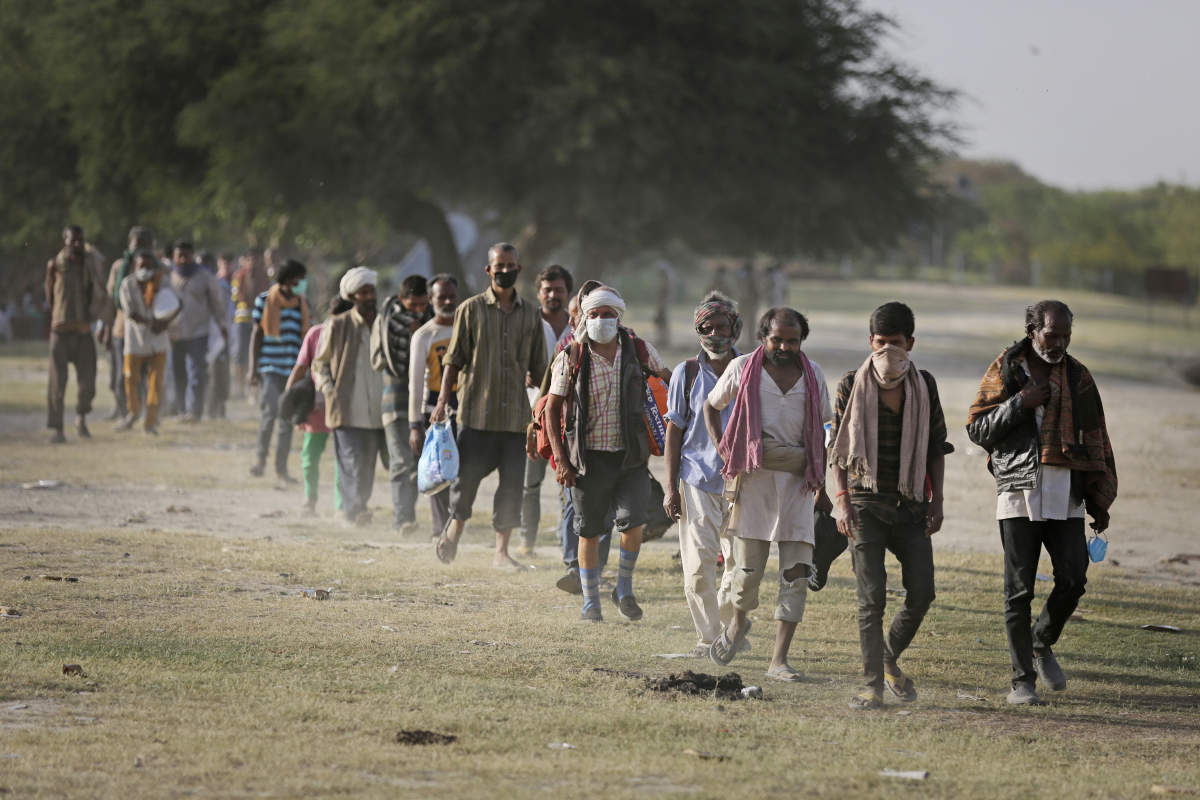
644, 671, 762, 702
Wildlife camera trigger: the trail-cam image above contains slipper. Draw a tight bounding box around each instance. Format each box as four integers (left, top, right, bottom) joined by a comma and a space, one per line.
708, 628, 739, 666
849, 690, 883, 710
884, 668, 917, 702
764, 664, 805, 683
435, 534, 457, 564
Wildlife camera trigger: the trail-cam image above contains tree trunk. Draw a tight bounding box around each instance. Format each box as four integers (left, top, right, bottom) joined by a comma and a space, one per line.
391, 195, 465, 286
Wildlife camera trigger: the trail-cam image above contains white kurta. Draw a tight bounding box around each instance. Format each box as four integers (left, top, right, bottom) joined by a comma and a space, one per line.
707, 354, 833, 543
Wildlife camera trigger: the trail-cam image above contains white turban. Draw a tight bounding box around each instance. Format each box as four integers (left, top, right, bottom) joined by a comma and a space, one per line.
579, 286, 626, 318
340, 267, 378, 300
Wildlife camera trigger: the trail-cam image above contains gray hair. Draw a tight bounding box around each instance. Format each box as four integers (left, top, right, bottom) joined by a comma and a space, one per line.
487, 242, 518, 263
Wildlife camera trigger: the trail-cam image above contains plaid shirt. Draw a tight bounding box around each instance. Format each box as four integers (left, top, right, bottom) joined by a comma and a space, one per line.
549, 346, 623, 451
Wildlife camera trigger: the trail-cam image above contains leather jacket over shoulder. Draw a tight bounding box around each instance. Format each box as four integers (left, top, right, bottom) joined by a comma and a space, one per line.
966, 391, 1040, 493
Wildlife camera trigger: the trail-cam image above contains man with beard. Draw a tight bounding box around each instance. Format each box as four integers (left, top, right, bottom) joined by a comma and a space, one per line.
312, 267, 387, 526
432, 243, 547, 570
519, 264, 574, 557
829, 302, 951, 710
704, 308, 833, 681
967, 300, 1117, 706
371, 274, 433, 533
663, 292, 742, 657
105, 226, 155, 421
45, 225, 107, 443
408, 274, 460, 538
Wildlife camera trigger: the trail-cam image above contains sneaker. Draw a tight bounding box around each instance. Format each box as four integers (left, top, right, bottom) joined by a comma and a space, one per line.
579, 606, 603, 623
1034, 648, 1067, 691
555, 568, 583, 595
610, 587, 643, 621
1006, 682, 1043, 705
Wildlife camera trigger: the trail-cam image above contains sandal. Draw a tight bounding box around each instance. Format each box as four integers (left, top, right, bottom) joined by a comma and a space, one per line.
884, 667, 917, 702
849, 690, 883, 710
708, 628, 739, 666
434, 520, 458, 564
764, 664, 805, 682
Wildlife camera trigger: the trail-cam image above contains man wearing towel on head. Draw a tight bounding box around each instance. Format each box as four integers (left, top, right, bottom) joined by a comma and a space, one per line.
703, 308, 834, 682
312, 267, 388, 526
545, 283, 669, 621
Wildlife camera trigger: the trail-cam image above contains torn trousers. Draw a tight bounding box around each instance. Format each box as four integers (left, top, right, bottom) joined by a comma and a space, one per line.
730, 538, 813, 623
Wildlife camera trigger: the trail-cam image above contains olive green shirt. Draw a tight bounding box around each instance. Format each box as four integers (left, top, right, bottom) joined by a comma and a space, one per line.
443, 286, 547, 434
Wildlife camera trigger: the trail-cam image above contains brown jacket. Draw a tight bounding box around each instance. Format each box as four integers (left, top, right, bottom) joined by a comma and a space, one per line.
311, 309, 376, 430
45, 248, 104, 332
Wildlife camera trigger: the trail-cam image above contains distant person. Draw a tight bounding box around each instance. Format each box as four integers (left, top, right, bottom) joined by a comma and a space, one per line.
372, 274, 433, 532
312, 267, 387, 526
520, 264, 574, 557
105, 226, 155, 421
663, 292, 742, 656
249, 259, 310, 481
207, 250, 237, 418
432, 242, 548, 569
45, 224, 107, 443
829, 302, 951, 710
168, 241, 228, 422
231, 248, 269, 399
966, 300, 1117, 706
734, 260, 759, 352
704, 308, 833, 682
766, 262, 786, 308
287, 295, 352, 514
115, 250, 176, 435
408, 274, 460, 538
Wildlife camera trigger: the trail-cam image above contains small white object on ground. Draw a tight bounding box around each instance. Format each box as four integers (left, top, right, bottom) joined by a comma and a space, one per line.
956, 690, 988, 703
654, 653, 692, 659
880, 769, 929, 780
1141, 624, 1182, 633
548, 742, 577, 750
740, 686, 763, 699
21, 479, 64, 490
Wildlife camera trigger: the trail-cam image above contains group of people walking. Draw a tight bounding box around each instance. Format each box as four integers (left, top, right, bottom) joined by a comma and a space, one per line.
41, 228, 1117, 709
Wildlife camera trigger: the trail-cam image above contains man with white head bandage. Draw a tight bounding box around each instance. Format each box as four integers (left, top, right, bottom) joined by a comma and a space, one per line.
312, 266, 388, 525
545, 282, 668, 622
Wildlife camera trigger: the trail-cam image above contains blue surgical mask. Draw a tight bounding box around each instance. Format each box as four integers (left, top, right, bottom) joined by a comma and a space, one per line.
294, 278, 308, 297
586, 317, 619, 344
1087, 533, 1107, 563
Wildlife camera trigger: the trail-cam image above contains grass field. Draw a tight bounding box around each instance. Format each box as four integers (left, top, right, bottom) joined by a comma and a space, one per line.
1, 279, 1198, 797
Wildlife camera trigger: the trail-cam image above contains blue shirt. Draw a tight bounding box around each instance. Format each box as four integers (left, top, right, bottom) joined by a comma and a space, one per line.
665, 350, 737, 494
251, 291, 304, 376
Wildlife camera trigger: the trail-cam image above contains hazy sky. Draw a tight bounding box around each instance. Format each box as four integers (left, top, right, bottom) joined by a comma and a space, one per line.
863, 0, 1199, 190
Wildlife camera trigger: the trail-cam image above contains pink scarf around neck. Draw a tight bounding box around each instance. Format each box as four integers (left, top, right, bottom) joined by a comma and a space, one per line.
718, 345, 825, 493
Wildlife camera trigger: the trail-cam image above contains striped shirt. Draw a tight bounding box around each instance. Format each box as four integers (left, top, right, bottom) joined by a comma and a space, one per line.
251, 291, 304, 376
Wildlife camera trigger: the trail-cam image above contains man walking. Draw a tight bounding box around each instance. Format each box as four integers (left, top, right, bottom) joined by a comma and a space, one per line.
371, 274, 432, 532
664, 292, 741, 657
545, 284, 667, 622
520, 264, 574, 557
312, 267, 387, 526
115, 250, 176, 435
966, 300, 1117, 706
249, 259, 310, 481
168, 241, 227, 422
704, 309, 833, 681
45, 225, 107, 443
828, 302, 951, 710
408, 274, 460, 538
206, 250, 236, 419
432, 243, 547, 569
231, 248, 269, 400
105, 226, 155, 421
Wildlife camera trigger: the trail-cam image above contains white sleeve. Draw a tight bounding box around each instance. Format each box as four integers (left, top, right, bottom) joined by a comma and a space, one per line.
409, 326, 432, 423
548, 350, 571, 397
707, 356, 744, 412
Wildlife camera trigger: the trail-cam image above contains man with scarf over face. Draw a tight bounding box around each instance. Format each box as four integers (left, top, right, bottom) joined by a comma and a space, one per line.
829, 302, 952, 710
967, 300, 1117, 706
663, 292, 742, 657
703, 308, 833, 681
545, 283, 668, 622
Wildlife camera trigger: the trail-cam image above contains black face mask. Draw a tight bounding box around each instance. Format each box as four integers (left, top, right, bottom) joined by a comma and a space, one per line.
493, 270, 518, 289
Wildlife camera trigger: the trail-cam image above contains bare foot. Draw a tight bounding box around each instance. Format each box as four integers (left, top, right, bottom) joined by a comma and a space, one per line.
492, 554, 525, 571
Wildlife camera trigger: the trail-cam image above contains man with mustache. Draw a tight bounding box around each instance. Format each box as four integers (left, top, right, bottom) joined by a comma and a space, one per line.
312, 267, 387, 526
703, 308, 833, 681
966, 300, 1117, 706
828, 302, 951, 710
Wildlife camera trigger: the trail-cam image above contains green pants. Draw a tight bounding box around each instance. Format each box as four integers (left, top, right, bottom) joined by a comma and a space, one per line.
301, 432, 342, 510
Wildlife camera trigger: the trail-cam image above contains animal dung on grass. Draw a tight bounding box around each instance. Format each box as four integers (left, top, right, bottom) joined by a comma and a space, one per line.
682, 748, 728, 762
644, 671, 762, 702
62, 664, 86, 677
395, 729, 457, 746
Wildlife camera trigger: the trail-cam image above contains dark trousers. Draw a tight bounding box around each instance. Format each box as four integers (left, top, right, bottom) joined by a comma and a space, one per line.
448, 427, 526, 532
334, 426, 388, 520
208, 349, 230, 418
171, 335, 209, 418
383, 417, 419, 526
1000, 516, 1088, 687
47, 330, 96, 430
110, 334, 127, 416
852, 508, 935, 692
255, 372, 293, 474
521, 455, 548, 547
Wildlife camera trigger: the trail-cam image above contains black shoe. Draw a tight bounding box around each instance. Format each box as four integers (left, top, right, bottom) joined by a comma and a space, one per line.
1034, 648, 1067, 691
610, 586, 643, 621
579, 606, 603, 623
556, 568, 582, 595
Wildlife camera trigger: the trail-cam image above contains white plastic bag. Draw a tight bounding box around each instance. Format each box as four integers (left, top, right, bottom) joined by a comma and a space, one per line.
418, 421, 459, 495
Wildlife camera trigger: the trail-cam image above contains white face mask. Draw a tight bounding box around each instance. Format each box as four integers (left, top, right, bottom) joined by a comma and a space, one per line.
135, 267, 154, 282
586, 317, 619, 344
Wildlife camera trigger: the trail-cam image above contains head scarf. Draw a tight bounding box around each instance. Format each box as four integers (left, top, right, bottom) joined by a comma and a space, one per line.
576, 286, 626, 344
693, 295, 742, 340
339, 267, 378, 301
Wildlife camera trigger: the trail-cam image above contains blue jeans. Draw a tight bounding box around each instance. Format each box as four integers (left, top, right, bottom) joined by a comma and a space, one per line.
560, 484, 611, 569
171, 335, 209, 418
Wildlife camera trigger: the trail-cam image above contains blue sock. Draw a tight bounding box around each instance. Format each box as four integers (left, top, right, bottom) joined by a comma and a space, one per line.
581, 567, 601, 613
617, 547, 639, 599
